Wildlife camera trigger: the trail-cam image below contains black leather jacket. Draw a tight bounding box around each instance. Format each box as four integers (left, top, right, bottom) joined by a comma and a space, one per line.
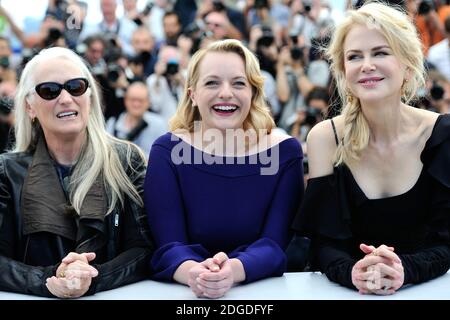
0, 143, 153, 297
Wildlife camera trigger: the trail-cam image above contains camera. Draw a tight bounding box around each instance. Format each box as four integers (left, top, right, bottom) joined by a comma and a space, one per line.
418, 0, 433, 15
290, 46, 304, 61
107, 64, 123, 83
165, 59, 179, 76
304, 107, 321, 126
142, 1, 154, 16
254, 0, 269, 9
258, 26, 274, 47
212, 0, 226, 11
0, 97, 13, 116
430, 82, 444, 100
44, 27, 63, 47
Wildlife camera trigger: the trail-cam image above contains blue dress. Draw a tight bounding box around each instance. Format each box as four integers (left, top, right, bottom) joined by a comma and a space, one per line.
144, 133, 304, 283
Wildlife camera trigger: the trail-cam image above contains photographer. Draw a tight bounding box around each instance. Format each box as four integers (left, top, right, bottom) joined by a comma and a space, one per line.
79, 0, 137, 56
130, 27, 157, 77
246, 0, 273, 27
82, 34, 127, 120
0, 37, 15, 83
427, 14, 450, 81
146, 45, 184, 122
424, 70, 450, 113
197, 0, 246, 40
288, 0, 320, 47
45, 0, 88, 49
276, 42, 314, 131
250, 24, 281, 117
162, 11, 182, 47
106, 82, 167, 158
290, 86, 329, 145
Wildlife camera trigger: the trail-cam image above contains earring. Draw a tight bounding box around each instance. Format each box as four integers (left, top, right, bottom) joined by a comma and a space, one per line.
345, 89, 355, 104
32, 117, 36, 123
401, 78, 409, 96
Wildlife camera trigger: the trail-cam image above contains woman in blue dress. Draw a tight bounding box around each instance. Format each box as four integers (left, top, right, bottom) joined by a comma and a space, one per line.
144, 39, 304, 299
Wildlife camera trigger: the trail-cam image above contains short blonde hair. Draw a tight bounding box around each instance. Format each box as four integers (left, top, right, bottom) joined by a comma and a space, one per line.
327, 1, 425, 165
169, 39, 275, 134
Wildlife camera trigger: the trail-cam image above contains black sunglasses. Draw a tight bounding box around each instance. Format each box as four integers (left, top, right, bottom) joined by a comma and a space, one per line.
35, 78, 89, 100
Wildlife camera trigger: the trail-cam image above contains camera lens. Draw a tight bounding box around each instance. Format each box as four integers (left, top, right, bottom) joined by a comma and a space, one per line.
290, 47, 303, 61
107, 65, 121, 82
166, 61, 179, 76
430, 84, 444, 100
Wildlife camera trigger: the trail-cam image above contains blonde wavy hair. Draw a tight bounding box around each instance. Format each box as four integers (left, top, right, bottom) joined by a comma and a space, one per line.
169, 39, 275, 135
327, 1, 425, 166
14, 47, 145, 214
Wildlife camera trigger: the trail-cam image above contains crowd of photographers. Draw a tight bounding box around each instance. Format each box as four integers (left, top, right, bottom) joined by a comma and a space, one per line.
0, 0, 449, 175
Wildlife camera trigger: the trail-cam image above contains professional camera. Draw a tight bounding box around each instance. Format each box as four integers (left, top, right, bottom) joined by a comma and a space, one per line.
258, 26, 274, 47
303, 0, 312, 13
212, 0, 226, 11
290, 46, 304, 62
44, 27, 63, 47
304, 107, 321, 126
107, 64, 123, 83
418, 0, 433, 15
0, 97, 13, 116
430, 82, 445, 100
165, 59, 179, 76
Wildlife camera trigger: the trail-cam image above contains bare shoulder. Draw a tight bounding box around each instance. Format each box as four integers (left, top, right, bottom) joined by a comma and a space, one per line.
306, 117, 342, 178
409, 107, 440, 138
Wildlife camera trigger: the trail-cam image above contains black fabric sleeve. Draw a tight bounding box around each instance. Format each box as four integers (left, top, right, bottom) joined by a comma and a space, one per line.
400, 245, 450, 285
408, 114, 450, 285
293, 171, 357, 289
314, 236, 357, 289
0, 155, 56, 297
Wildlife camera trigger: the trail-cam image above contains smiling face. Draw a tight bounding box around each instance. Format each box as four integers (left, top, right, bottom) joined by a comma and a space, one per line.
26, 57, 91, 143
189, 51, 252, 132
343, 25, 407, 104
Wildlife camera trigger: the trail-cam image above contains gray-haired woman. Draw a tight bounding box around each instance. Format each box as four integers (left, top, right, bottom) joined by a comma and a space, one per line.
0, 47, 153, 298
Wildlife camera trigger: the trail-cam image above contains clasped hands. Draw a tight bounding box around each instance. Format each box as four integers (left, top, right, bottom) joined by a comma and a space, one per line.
352, 244, 404, 295
187, 252, 235, 299
46, 252, 98, 299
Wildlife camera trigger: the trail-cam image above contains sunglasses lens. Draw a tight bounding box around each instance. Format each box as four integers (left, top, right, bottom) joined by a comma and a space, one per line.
35, 78, 89, 100
66, 79, 88, 96
36, 83, 61, 100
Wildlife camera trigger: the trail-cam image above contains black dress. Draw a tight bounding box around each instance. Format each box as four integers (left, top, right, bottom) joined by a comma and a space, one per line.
293, 114, 450, 289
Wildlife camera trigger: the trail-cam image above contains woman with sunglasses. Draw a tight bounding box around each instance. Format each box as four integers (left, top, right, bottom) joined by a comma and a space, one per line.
0, 47, 153, 298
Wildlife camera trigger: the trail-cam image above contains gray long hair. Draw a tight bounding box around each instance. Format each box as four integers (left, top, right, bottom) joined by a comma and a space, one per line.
14, 47, 144, 214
